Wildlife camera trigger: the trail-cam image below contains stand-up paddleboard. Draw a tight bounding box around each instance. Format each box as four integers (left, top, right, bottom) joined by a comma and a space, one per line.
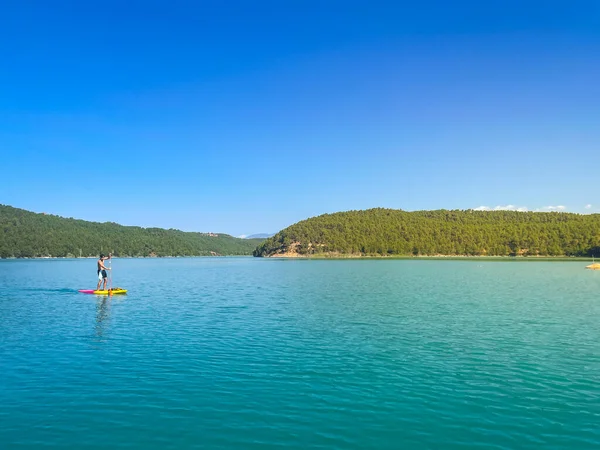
78, 288, 128, 295
81, 252, 127, 295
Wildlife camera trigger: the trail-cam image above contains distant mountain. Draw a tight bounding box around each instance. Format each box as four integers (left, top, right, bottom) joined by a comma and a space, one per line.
0, 204, 266, 258
245, 233, 274, 239
254, 208, 600, 257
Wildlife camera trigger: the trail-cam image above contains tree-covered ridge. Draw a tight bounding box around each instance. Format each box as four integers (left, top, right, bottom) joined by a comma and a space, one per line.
0, 205, 263, 258
254, 208, 600, 257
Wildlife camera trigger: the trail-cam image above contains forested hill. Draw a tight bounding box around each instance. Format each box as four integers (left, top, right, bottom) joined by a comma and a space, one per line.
0, 205, 263, 258
254, 208, 600, 257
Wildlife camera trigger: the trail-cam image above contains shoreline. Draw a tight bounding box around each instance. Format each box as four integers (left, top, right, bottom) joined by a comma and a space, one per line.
263, 254, 597, 261
2, 255, 597, 262
0, 255, 254, 260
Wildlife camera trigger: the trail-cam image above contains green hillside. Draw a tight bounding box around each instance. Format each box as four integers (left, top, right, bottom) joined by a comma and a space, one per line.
254, 208, 600, 257
0, 205, 263, 258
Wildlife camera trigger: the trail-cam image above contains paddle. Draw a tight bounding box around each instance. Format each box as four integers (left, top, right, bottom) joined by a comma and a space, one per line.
109, 252, 113, 296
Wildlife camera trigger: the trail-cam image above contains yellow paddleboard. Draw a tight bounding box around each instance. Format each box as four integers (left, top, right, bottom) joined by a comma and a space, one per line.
92, 288, 127, 295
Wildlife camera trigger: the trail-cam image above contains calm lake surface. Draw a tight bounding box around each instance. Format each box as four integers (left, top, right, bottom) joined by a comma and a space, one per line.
1, 258, 599, 449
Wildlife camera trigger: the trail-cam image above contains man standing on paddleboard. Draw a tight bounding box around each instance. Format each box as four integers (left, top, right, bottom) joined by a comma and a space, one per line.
97, 253, 112, 291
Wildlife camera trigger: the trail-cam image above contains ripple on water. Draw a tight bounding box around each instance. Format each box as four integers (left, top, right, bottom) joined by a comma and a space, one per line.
1, 259, 600, 449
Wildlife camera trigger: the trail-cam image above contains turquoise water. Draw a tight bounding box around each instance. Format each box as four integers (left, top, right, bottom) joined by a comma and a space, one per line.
1, 258, 600, 449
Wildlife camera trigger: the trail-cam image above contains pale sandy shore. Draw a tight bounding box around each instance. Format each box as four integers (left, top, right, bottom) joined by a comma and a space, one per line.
265, 253, 596, 261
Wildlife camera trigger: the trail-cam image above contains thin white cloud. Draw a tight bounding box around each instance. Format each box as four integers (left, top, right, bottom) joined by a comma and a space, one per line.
585, 204, 592, 209
535, 205, 566, 212
471, 205, 569, 213
493, 205, 528, 211
472, 205, 528, 211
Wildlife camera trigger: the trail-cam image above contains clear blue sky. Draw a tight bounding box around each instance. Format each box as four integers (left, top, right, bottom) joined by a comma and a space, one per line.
1, 1, 599, 236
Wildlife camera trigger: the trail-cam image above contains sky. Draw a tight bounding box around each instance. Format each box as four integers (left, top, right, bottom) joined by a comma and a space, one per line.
1, 1, 599, 236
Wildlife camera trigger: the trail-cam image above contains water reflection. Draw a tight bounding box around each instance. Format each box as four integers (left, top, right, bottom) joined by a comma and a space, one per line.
94, 297, 111, 339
